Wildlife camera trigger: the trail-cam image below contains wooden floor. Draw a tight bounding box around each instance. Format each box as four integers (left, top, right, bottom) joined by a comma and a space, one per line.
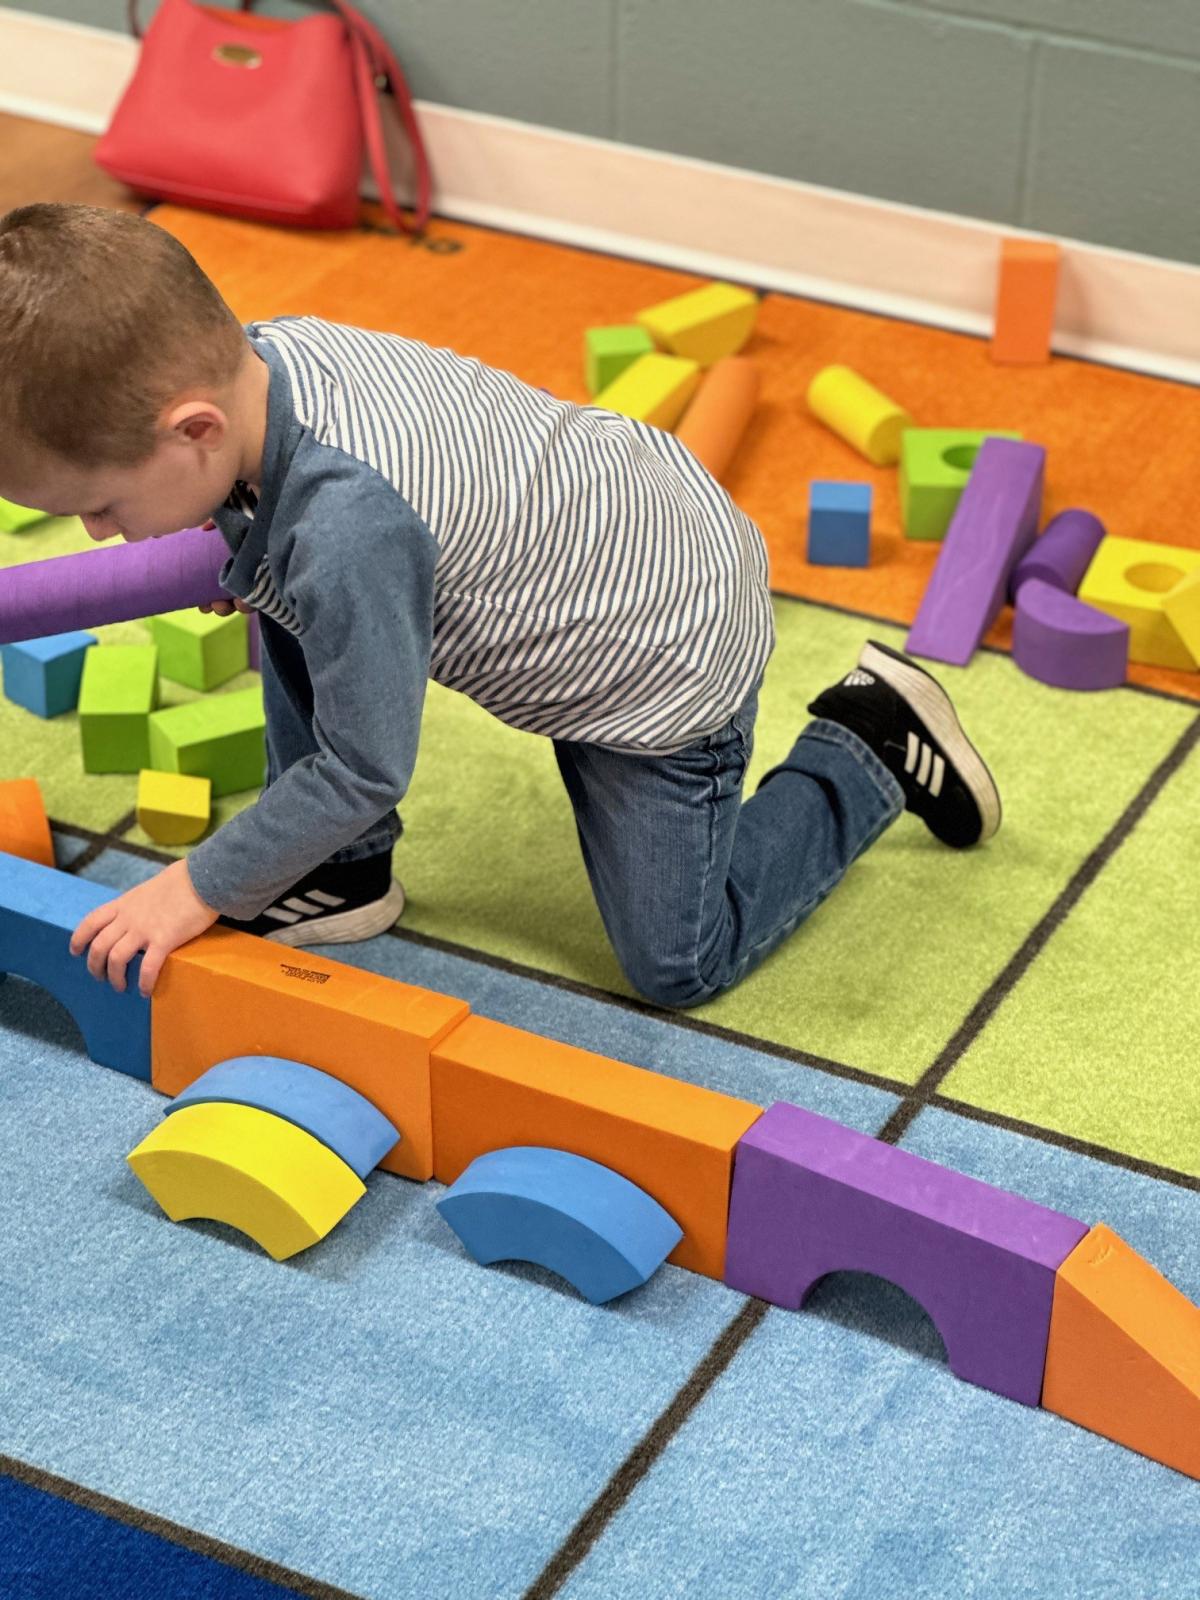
0, 111, 142, 212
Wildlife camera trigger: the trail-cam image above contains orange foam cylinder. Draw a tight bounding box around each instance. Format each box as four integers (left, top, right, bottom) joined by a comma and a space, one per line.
430, 1013, 762, 1279
0, 778, 53, 868
991, 238, 1060, 365
674, 357, 760, 482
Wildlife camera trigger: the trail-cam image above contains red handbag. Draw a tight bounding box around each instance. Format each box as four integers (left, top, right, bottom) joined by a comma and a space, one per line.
94, 0, 432, 234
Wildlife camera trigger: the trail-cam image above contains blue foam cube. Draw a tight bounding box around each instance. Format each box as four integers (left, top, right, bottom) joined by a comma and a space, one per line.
1, 632, 97, 718
807, 481, 872, 567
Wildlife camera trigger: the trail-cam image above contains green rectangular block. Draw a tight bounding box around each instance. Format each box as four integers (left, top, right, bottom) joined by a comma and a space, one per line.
149, 608, 249, 691
147, 686, 266, 797
77, 644, 159, 773
900, 429, 1022, 541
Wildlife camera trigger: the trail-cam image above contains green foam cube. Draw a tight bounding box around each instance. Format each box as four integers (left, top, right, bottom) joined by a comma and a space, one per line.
147, 686, 266, 797
149, 608, 249, 691
584, 325, 656, 397
78, 644, 159, 773
900, 429, 1023, 541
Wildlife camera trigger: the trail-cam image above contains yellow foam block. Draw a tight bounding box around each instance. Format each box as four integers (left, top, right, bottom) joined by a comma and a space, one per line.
594, 352, 701, 431
136, 768, 212, 845
807, 365, 913, 466
1078, 536, 1200, 672
1163, 567, 1200, 668
127, 1101, 365, 1260
636, 282, 758, 367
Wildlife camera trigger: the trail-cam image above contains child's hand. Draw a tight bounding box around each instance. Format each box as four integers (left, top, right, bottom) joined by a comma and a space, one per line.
196, 520, 255, 618
69, 859, 219, 996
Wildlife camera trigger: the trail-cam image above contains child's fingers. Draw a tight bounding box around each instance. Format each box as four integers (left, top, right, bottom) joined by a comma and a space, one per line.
137, 942, 168, 998
70, 901, 117, 958
84, 916, 126, 983
104, 930, 145, 994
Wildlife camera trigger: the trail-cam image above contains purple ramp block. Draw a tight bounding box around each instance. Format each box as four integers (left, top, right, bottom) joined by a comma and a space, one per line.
0, 523, 228, 646
724, 1102, 1089, 1405
906, 437, 1045, 667
1010, 509, 1106, 602
1013, 579, 1129, 691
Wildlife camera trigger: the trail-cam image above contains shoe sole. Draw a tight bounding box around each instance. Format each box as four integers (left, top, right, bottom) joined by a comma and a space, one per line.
859, 641, 1002, 845
261, 879, 407, 947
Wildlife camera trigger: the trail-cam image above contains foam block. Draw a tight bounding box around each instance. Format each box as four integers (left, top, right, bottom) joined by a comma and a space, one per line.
635, 282, 757, 367
1164, 567, 1200, 667
77, 644, 159, 773
807, 366, 912, 467
437, 1146, 684, 1305
1, 631, 97, 718
1010, 509, 1106, 600
430, 1014, 762, 1279
0, 779, 53, 867
1041, 1223, 1200, 1480
724, 1101, 1089, 1405
991, 238, 1060, 365
807, 481, 872, 567
674, 357, 760, 482
149, 607, 249, 691
167, 1055, 400, 1179
593, 353, 702, 431
136, 769, 212, 845
906, 437, 1046, 667
1078, 536, 1200, 672
900, 429, 1022, 543
0, 495, 46, 533
1012, 579, 1129, 691
128, 1101, 365, 1261
147, 686, 266, 796
584, 325, 655, 397
0, 851, 150, 1078
152, 927, 470, 1180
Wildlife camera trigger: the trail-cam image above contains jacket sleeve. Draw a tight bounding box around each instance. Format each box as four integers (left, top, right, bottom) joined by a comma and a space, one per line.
186, 493, 438, 920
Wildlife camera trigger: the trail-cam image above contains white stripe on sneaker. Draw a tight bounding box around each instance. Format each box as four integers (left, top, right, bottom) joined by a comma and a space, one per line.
930, 754, 945, 798
263, 905, 302, 924
305, 890, 346, 907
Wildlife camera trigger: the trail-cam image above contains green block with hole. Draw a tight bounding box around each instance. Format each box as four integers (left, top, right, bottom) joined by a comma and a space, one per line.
147, 686, 266, 797
78, 644, 159, 773
149, 608, 248, 691
900, 429, 1023, 541
584, 325, 656, 397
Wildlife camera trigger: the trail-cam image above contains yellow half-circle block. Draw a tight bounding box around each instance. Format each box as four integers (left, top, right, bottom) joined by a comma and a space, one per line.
137, 768, 212, 845
594, 353, 701, 431
127, 1101, 366, 1260
1078, 536, 1200, 672
636, 283, 757, 367
1163, 567, 1200, 669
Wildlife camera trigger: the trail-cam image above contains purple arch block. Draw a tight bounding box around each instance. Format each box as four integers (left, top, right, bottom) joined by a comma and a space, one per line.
1010, 509, 1106, 601
1012, 579, 1129, 691
724, 1102, 1089, 1405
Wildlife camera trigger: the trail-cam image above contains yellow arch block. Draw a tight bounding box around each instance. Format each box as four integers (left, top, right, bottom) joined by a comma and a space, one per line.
127, 1102, 365, 1260
636, 283, 757, 367
1078, 536, 1200, 672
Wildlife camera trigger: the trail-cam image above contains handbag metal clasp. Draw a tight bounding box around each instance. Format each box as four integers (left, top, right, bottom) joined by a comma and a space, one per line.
213, 42, 262, 68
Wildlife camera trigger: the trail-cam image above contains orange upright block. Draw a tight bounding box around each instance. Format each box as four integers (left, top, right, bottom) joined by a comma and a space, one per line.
1041, 1223, 1200, 1479
0, 778, 53, 868
153, 927, 469, 1180
991, 238, 1060, 365
431, 1014, 762, 1279
675, 357, 760, 483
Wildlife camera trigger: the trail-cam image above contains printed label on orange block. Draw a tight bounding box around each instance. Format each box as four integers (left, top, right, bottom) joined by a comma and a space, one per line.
1041, 1222, 1200, 1480
153, 927, 470, 1180
431, 1014, 763, 1279
0, 779, 54, 868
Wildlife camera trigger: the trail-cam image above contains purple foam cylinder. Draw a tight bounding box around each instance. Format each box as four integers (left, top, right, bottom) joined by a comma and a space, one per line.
1010, 509, 1106, 601
0, 524, 229, 647
724, 1101, 1089, 1406
906, 437, 1045, 667
1012, 578, 1129, 691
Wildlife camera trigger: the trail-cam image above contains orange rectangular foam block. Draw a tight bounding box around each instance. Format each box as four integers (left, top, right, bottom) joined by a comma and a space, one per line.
153, 928, 469, 1180
431, 1014, 763, 1278
991, 238, 1060, 365
0, 778, 53, 867
1041, 1223, 1200, 1479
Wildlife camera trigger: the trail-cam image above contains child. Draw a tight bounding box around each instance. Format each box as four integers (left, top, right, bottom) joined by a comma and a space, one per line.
0, 203, 1000, 1006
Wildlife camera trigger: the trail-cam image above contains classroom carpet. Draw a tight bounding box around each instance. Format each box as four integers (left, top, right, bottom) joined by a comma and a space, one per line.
2, 205, 1200, 1597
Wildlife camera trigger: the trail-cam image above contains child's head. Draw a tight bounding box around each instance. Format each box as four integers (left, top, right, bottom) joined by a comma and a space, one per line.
0, 202, 261, 541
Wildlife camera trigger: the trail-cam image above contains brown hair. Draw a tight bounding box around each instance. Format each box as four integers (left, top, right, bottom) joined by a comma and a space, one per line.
0, 203, 247, 472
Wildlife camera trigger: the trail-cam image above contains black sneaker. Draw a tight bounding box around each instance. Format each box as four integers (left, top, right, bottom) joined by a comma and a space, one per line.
219, 850, 406, 945
807, 640, 1002, 848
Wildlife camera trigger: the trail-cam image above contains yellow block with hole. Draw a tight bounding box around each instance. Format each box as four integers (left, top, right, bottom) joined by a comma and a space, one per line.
636, 283, 757, 367
127, 1101, 365, 1260
1163, 567, 1200, 669
1078, 537, 1200, 671
594, 352, 701, 431
136, 768, 212, 845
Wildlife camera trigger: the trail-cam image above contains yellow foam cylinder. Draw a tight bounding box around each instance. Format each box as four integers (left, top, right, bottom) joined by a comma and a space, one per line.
127, 1101, 366, 1260
806, 365, 912, 466
674, 358, 760, 483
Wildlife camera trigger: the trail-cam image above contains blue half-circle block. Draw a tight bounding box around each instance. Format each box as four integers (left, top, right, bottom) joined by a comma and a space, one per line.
436, 1146, 684, 1305
165, 1056, 400, 1179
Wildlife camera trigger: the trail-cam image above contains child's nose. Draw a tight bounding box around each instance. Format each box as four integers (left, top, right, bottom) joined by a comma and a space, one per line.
81, 514, 118, 541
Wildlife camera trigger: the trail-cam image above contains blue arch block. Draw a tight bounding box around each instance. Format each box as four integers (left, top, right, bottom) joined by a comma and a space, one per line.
436, 1146, 684, 1305
0, 851, 149, 1079
166, 1056, 400, 1179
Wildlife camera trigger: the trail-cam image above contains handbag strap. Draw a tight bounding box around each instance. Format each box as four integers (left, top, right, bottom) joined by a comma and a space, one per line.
126, 0, 432, 235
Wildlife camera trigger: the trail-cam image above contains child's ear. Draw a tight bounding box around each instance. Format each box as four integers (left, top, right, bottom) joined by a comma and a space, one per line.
163, 399, 228, 451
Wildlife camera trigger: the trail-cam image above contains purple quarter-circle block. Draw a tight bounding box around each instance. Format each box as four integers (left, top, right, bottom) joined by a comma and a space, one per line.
1012, 578, 1129, 691
1009, 508, 1106, 602
723, 1102, 1089, 1406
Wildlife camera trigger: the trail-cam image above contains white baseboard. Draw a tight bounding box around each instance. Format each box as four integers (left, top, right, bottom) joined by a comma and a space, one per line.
2, 4, 1198, 385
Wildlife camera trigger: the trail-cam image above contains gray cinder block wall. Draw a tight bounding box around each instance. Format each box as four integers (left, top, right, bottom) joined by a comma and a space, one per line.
19, 0, 1200, 265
